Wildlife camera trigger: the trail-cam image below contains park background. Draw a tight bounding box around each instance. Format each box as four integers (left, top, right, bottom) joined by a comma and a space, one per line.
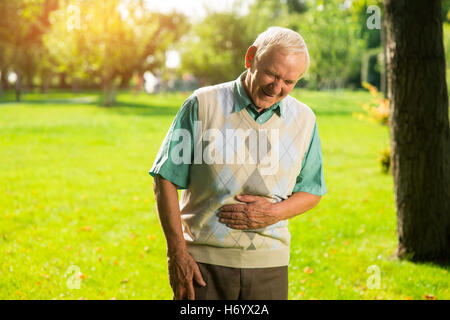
0, 0, 449, 300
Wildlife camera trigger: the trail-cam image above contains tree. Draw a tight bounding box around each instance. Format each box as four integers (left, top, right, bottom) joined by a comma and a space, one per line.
384, 0, 450, 263
179, 10, 254, 85
294, 0, 366, 89
44, 0, 188, 106
0, 0, 58, 101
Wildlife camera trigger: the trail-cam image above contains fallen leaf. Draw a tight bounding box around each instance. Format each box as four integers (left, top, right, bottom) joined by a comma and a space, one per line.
78, 225, 92, 232
304, 267, 313, 274
424, 294, 436, 300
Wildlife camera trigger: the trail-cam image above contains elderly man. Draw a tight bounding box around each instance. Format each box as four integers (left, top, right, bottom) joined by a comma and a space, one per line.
150, 27, 326, 300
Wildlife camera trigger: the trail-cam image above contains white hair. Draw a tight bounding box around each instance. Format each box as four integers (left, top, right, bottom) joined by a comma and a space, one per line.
252, 26, 310, 77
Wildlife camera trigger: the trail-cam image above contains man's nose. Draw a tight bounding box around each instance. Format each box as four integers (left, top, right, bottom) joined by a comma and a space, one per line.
270, 78, 283, 95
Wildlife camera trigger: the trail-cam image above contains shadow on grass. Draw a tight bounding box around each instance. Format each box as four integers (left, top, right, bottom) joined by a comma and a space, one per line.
0, 91, 182, 117
0, 95, 100, 106
110, 102, 180, 117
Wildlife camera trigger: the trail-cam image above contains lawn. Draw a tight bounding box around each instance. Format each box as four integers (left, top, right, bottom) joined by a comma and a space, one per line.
0, 89, 448, 300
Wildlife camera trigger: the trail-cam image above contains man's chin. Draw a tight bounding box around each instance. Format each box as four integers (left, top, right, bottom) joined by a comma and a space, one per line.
255, 97, 275, 109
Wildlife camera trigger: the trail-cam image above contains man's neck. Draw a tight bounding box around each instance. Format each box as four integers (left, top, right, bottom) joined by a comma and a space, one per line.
241, 72, 265, 113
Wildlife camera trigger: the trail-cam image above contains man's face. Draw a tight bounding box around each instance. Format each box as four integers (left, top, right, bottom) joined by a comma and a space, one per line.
244, 46, 306, 110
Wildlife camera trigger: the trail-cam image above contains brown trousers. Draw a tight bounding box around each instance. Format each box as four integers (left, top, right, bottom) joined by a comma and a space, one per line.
194, 262, 288, 300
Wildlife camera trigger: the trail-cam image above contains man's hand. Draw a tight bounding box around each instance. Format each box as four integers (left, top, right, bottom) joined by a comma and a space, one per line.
217, 195, 279, 230
168, 250, 206, 300
153, 175, 206, 300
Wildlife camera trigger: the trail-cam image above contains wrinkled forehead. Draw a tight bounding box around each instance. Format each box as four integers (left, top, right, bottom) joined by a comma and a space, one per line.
256, 47, 307, 79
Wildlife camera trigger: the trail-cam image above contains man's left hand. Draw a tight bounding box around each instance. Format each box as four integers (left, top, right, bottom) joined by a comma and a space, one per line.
217, 195, 279, 230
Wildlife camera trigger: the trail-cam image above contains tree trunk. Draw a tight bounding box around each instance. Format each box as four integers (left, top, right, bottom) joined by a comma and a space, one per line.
380, 12, 387, 98
59, 72, 68, 89
1, 69, 8, 92
384, 0, 450, 263
40, 72, 50, 94
15, 70, 22, 102
0, 69, 4, 100
102, 77, 116, 107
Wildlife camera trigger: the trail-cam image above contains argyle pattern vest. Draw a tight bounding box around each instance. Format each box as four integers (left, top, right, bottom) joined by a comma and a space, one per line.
180, 81, 316, 268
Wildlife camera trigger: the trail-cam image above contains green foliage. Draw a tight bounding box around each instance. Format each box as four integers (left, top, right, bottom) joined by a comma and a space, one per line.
295, 0, 366, 89
378, 147, 391, 174
179, 0, 293, 85
354, 81, 391, 174
179, 11, 253, 85
43, 0, 188, 105
0, 0, 57, 99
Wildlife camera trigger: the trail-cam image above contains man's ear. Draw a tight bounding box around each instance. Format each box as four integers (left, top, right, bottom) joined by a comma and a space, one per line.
245, 46, 257, 69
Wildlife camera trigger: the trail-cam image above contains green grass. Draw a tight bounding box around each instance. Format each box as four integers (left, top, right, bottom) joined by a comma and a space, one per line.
0, 89, 448, 300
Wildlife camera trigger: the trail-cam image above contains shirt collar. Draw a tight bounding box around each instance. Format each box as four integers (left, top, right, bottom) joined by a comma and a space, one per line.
233, 71, 284, 119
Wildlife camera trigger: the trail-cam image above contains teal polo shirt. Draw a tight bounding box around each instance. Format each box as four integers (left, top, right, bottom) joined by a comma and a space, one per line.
150, 73, 327, 196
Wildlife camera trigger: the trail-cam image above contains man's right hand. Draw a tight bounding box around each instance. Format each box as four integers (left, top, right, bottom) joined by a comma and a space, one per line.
168, 250, 206, 300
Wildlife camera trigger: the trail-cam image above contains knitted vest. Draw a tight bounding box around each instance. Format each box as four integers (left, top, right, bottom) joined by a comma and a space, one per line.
180, 81, 316, 268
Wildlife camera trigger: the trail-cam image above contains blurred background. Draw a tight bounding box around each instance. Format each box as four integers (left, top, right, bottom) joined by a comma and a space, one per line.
2, 0, 448, 104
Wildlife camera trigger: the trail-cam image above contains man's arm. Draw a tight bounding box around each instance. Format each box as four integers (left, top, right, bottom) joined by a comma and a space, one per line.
218, 121, 326, 230
153, 175, 205, 299
217, 192, 321, 230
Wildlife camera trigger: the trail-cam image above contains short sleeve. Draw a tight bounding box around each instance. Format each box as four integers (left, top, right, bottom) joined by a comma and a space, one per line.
149, 95, 198, 189
291, 122, 327, 196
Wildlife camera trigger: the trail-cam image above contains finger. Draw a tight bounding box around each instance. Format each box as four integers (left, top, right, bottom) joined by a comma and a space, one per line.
226, 223, 250, 230
235, 194, 260, 202
193, 264, 206, 287
219, 204, 245, 212
219, 216, 247, 226
187, 280, 195, 300
174, 286, 185, 300
217, 211, 243, 220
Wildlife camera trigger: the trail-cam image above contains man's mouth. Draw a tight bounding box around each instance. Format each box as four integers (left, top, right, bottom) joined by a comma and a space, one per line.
261, 88, 274, 98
